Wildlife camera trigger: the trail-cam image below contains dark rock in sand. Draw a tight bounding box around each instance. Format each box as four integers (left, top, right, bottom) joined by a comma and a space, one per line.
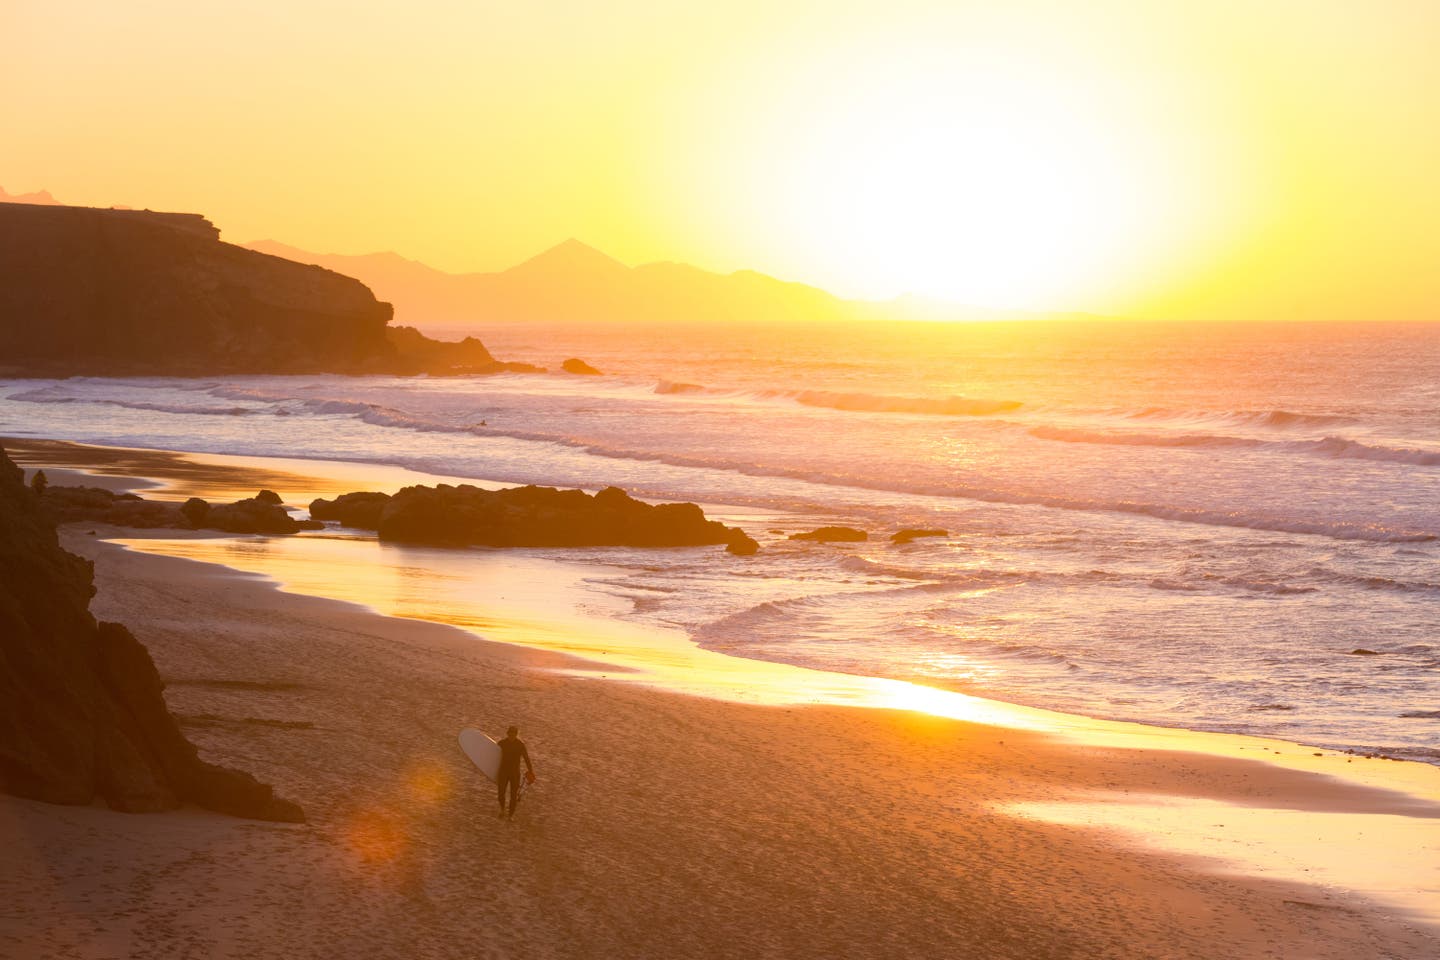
180, 497, 210, 527
44, 486, 309, 535
42, 484, 125, 518
105, 498, 187, 529
1349, 648, 1381, 656
562, 357, 602, 375
891, 528, 948, 544
790, 526, 869, 543
206, 492, 305, 534
43, 485, 185, 528
308, 491, 393, 529
0, 444, 302, 821
317, 482, 753, 552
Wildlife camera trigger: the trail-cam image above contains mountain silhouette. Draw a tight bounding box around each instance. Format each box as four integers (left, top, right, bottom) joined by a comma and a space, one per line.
241, 238, 1047, 328
505, 238, 629, 281
0, 186, 61, 206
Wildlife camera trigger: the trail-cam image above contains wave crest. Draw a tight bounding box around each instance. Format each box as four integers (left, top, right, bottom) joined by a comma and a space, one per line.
1121, 407, 1346, 428
1031, 425, 1440, 466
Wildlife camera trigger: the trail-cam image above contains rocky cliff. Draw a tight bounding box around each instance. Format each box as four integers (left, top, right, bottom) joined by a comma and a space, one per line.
0, 444, 302, 820
0, 202, 513, 376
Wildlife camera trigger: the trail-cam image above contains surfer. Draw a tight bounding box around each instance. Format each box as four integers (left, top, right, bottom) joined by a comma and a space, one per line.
496, 726, 535, 819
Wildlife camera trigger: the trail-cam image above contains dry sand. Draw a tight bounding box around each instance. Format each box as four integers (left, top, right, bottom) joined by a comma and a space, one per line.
2, 440, 1438, 959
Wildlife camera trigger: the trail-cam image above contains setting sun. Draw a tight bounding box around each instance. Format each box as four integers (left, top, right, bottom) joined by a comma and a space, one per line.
737, 50, 1194, 308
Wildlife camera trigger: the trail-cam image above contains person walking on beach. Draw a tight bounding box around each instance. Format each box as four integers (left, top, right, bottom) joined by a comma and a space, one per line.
496, 726, 535, 819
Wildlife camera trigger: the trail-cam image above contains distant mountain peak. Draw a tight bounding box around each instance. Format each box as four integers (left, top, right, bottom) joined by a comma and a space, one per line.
0, 185, 60, 206
507, 238, 628, 276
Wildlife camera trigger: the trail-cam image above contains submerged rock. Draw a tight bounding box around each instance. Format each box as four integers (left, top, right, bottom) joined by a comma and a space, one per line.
891, 528, 948, 544
725, 530, 760, 556
562, 357, 602, 375
790, 526, 869, 543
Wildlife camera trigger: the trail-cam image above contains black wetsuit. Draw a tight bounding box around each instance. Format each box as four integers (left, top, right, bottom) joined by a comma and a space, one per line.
497, 736, 531, 816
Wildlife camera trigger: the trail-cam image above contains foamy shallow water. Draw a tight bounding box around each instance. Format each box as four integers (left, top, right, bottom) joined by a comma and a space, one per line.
4, 319, 1438, 760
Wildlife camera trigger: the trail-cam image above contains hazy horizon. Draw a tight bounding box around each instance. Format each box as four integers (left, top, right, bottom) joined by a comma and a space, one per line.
7, 1, 1440, 322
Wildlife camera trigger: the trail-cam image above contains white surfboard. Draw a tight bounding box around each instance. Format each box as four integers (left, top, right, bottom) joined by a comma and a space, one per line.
458, 728, 502, 783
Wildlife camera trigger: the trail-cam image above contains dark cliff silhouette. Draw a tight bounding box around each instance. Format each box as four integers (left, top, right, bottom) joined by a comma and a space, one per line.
0, 445, 303, 820
0, 202, 524, 377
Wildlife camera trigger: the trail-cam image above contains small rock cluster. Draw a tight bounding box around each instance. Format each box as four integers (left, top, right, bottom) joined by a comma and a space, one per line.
42, 486, 321, 534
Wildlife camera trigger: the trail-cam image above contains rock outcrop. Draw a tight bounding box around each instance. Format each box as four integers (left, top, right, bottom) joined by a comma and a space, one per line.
562, 357, 602, 375
384, 325, 544, 375
0, 445, 302, 820
789, 526, 869, 543
311, 483, 756, 553
890, 528, 948, 544
0, 202, 515, 377
724, 531, 760, 556
41, 486, 322, 534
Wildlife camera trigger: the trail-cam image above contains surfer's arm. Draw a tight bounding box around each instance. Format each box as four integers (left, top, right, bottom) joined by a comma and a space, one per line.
522, 744, 534, 774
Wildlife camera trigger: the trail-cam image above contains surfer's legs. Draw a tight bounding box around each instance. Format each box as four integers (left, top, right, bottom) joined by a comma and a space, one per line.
498, 771, 520, 816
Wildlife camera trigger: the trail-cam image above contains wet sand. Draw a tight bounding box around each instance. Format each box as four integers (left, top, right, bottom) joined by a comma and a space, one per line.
1, 439, 1438, 959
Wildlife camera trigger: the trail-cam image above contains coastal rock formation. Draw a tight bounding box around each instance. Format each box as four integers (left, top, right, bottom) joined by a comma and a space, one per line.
725, 531, 760, 556
305, 491, 391, 530
562, 357, 602, 375
0, 201, 516, 377
384, 325, 543, 374
0, 445, 302, 820
790, 526, 869, 543
311, 483, 756, 552
41, 485, 322, 534
891, 528, 948, 544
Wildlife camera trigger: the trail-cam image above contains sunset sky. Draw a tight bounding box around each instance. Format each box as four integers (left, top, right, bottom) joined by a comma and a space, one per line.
5, 1, 1438, 320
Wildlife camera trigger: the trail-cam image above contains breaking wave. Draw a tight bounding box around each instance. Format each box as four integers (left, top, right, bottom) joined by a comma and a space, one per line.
1031, 425, 1440, 466
654, 380, 705, 394
1119, 407, 1347, 429
8, 388, 257, 418
647, 381, 1021, 416
772, 390, 1022, 417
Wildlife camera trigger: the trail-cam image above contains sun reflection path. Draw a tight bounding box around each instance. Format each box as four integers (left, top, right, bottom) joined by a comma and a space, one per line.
1005, 794, 1440, 927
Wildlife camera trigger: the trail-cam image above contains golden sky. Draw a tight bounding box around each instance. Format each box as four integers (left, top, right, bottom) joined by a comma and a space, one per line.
5, 1, 1438, 319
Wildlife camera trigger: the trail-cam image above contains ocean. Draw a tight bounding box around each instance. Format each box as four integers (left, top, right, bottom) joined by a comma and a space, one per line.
4, 319, 1438, 761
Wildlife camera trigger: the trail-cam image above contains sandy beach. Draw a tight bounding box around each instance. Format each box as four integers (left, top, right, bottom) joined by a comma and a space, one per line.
2, 439, 1438, 960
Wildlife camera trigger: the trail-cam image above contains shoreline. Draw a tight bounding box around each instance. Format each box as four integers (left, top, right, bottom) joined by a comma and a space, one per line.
8, 434, 1437, 766
3, 437, 1439, 957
